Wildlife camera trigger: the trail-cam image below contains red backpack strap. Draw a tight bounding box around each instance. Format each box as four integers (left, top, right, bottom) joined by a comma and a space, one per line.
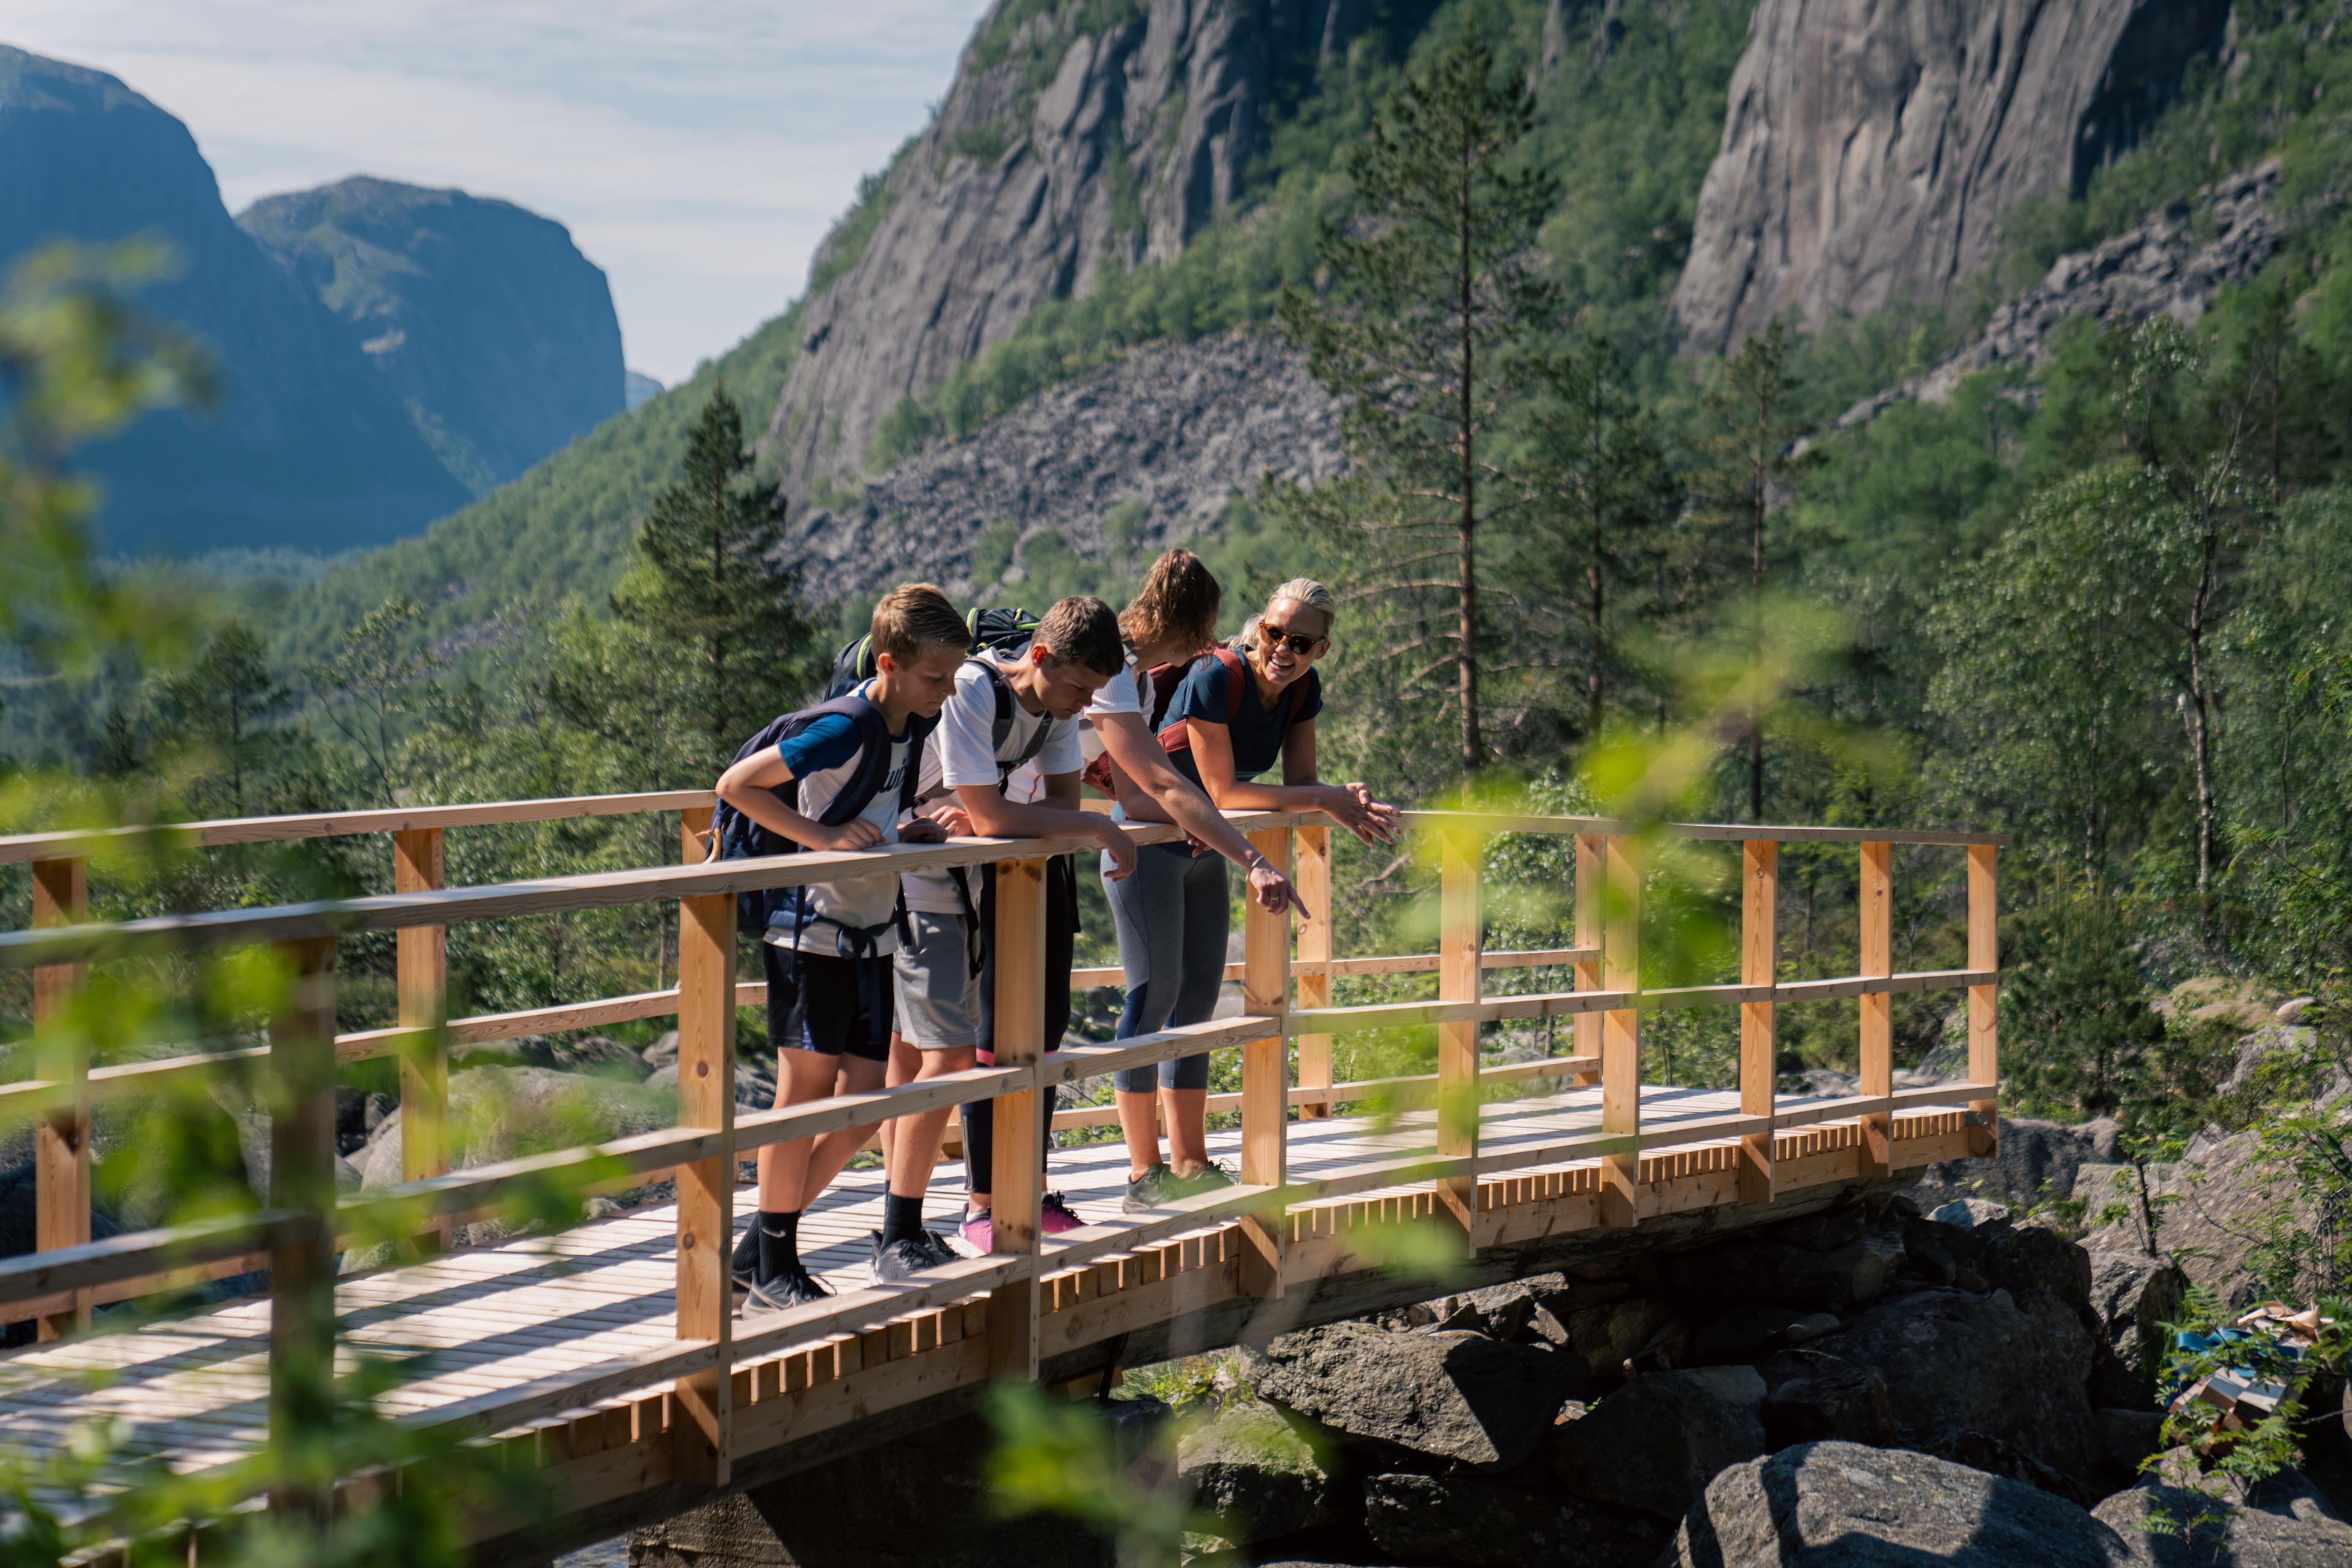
1213, 646, 1249, 722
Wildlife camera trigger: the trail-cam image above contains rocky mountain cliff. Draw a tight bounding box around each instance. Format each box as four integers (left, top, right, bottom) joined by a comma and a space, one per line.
784, 330, 1340, 601
1672, 0, 2233, 353
0, 47, 622, 552
761, 0, 1385, 502
239, 177, 624, 496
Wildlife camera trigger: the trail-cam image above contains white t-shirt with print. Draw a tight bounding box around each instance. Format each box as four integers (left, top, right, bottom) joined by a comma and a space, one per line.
903, 654, 1084, 915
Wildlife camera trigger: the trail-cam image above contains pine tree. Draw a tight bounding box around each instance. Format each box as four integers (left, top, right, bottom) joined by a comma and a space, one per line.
1513, 334, 1675, 739
1689, 320, 1817, 820
1270, 24, 1559, 773
158, 619, 288, 814
551, 386, 821, 781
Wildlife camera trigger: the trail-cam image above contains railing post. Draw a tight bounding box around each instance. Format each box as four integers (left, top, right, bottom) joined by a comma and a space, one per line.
1967, 844, 1999, 1155
392, 828, 449, 1251
1293, 825, 1333, 1118
1600, 835, 1641, 1227
31, 855, 89, 1341
1572, 834, 1604, 1086
1435, 829, 1482, 1248
673, 886, 736, 1486
1739, 840, 1777, 1204
1240, 826, 1293, 1296
268, 937, 339, 1522
987, 857, 1047, 1380
1858, 841, 1893, 1178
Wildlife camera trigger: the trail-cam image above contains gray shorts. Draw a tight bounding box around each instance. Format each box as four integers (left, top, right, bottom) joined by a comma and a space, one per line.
892, 910, 979, 1050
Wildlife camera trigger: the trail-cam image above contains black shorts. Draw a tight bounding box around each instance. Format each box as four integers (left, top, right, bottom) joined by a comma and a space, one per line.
764, 943, 892, 1063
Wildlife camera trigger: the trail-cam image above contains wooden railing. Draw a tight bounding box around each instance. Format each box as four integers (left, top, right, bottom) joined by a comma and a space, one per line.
0, 799, 2003, 1512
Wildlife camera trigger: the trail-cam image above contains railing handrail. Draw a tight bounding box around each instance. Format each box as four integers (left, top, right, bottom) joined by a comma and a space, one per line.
0, 809, 2007, 971
0, 790, 718, 867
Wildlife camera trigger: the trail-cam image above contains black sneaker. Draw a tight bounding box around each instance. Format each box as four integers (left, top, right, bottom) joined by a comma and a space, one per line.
741, 1265, 831, 1316
914, 1227, 962, 1267
731, 1222, 759, 1289
869, 1229, 942, 1285
1124, 1162, 1181, 1213
1172, 1160, 1238, 1197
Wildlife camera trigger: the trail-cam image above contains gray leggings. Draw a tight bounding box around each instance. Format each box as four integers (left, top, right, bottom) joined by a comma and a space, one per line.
1105, 841, 1230, 1091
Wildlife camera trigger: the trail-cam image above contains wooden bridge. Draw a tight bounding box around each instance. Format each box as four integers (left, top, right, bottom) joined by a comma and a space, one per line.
0, 796, 2005, 1563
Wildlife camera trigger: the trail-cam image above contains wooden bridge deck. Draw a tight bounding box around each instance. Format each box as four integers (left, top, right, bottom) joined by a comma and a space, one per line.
0, 1078, 1975, 1527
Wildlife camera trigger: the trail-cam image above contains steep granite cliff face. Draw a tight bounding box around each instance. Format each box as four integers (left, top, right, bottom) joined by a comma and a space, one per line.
239, 177, 625, 495
1671, 0, 2232, 354
762, 0, 1379, 500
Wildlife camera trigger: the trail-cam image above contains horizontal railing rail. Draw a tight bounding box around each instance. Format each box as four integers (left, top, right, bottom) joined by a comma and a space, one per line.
1, 791, 2004, 1539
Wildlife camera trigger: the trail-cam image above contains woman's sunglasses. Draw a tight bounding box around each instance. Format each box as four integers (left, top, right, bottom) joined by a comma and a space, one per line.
1261, 623, 1327, 655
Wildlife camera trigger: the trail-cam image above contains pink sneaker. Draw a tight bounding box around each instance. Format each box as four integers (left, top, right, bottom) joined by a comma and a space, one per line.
960, 1208, 992, 1252
1039, 1193, 1084, 1235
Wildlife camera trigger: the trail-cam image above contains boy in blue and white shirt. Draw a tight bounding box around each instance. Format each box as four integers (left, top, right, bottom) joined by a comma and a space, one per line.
714, 584, 970, 1310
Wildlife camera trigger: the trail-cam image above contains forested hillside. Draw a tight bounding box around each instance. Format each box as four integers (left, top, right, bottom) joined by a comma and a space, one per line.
11, 0, 2352, 1150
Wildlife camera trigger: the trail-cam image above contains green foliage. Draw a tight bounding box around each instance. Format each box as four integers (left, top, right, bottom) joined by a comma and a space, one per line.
1270, 22, 1560, 774
2004, 881, 2169, 1118
552, 386, 824, 779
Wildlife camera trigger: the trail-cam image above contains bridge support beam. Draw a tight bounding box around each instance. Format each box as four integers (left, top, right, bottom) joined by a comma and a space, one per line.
32, 854, 88, 1341
393, 826, 450, 1252
1967, 844, 2000, 1156
1293, 825, 1333, 1118
268, 936, 339, 1522
1434, 828, 1482, 1248
987, 857, 1046, 1380
673, 886, 736, 1486
1599, 835, 1641, 1227
1857, 840, 1893, 1179
1238, 826, 1292, 1295
1572, 834, 1602, 1087
1738, 840, 1777, 1204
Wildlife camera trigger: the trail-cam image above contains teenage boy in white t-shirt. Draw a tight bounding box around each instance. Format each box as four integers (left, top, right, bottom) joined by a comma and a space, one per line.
876, 596, 1139, 1275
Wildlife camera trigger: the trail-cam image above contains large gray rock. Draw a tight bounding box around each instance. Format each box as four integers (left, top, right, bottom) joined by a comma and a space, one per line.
1809, 1287, 2101, 1494
1662, 1231, 1906, 1311
2095, 1464, 2352, 1566
2084, 1251, 2187, 1409
1362, 1471, 1665, 1568
1244, 1321, 1581, 1470
781, 331, 1343, 603
1912, 1115, 2124, 1210
1672, 0, 2233, 354
1178, 1400, 1334, 1545
353, 1066, 673, 1191
1549, 1366, 1766, 1521
2084, 1125, 2322, 1307
1757, 1348, 1895, 1450
763, 0, 1375, 500
1662, 1441, 2136, 1567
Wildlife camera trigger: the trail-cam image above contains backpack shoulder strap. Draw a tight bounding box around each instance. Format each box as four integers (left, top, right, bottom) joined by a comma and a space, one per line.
796, 692, 894, 827
1213, 646, 1250, 722
969, 654, 1054, 775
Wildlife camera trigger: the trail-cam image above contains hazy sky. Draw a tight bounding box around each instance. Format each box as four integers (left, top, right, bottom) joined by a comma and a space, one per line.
5, 1, 993, 383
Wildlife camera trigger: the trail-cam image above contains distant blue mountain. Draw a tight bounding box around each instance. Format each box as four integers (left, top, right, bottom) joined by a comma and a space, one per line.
0, 46, 624, 554
625, 369, 663, 410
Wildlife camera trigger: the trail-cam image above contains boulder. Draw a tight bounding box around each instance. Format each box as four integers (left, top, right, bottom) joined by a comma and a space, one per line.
1244, 1322, 1582, 1470
1915, 1116, 2122, 1209
2084, 1251, 2187, 1410
1662, 1231, 1905, 1311
1807, 1286, 2101, 1493
1548, 1366, 1766, 1521
1177, 1401, 1334, 1545
1662, 1441, 2136, 1567
2083, 1127, 2317, 1307
1362, 1471, 1665, 1568
1691, 1304, 1814, 1362
2095, 1464, 2352, 1566
2094, 1408, 2166, 1483
356, 1066, 673, 1191
1978, 1220, 2094, 1313
1933, 1198, 2015, 1231
1757, 1349, 1894, 1450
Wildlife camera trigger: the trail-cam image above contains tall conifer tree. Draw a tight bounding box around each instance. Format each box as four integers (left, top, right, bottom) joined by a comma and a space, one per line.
1271, 25, 1558, 773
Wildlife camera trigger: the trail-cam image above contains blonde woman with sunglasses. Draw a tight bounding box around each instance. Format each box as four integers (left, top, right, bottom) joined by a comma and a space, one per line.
1104, 577, 1400, 1212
